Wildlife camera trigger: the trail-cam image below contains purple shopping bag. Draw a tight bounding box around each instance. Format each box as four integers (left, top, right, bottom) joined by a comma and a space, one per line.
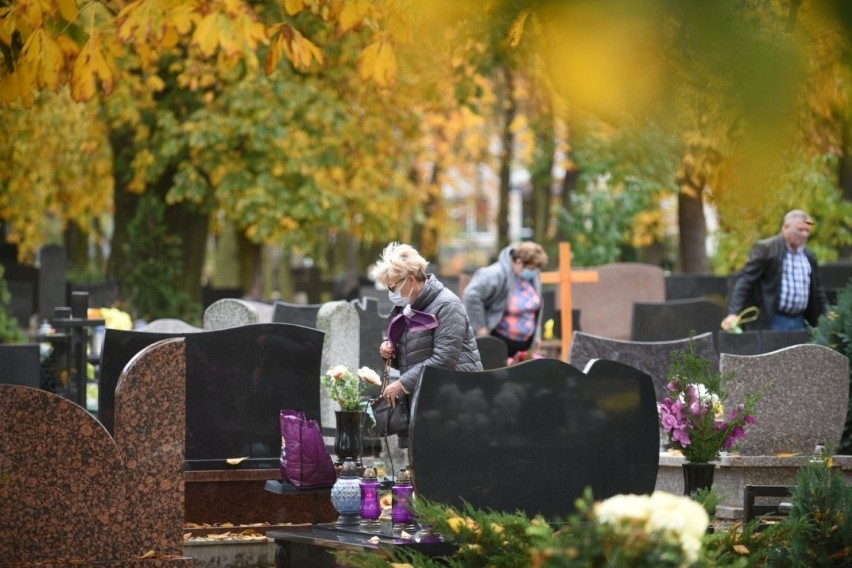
280, 410, 337, 488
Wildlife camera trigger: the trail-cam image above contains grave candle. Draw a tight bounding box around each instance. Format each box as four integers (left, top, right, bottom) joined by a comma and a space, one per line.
359, 466, 381, 530
391, 468, 415, 531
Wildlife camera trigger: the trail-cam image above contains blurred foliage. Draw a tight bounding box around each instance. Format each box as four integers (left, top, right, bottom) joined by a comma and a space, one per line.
811, 283, 852, 454
122, 193, 202, 324
0, 266, 25, 344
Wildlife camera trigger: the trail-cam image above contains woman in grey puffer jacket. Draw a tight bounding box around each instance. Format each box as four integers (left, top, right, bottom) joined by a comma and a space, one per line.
375, 242, 482, 444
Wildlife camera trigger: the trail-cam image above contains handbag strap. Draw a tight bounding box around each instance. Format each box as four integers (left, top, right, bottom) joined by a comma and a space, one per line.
381, 358, 392, 392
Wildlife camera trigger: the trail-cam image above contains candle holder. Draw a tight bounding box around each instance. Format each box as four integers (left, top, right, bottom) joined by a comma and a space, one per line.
359, 466, 381, 531
330, 458, 361, 526
391, 468, 416, 534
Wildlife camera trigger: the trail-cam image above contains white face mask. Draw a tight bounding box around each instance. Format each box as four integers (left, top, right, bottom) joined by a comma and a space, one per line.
388, 289, 406, 306
388, 277, 409, 306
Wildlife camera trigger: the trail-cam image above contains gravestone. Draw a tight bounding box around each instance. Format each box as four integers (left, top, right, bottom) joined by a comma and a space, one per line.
664, 274, 729, 301
410, 358, 659, 519
0, 344, 41, 388
717, 329, 811, 356
0, 339, 191, 565
572, 262, 665, 340
356, 287, 394, 316
717, 330, 762, 355
568, 330, 719, 403
69, 280, 120, 309
631, 298, 726, 344
142, 318, 203, 333
273, 300, 322, 329
38, 244, 67, 322
819, 261, 852, 304
203, 298, 261, 330
720, 344, 849, 455
99, 323, 324, 470
540, 288, 581, 338
351, 296, 389, 373
245, 299, 274, 323
475, 335, 508, 369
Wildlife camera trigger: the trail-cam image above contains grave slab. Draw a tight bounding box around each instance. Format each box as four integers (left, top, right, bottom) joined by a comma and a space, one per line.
631, 298, 726, 344
203, 298, 260, 330
475, 335, 509, 369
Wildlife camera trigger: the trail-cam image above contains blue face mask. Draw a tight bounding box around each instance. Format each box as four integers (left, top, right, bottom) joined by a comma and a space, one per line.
520, 268, 538, 281
388, 289, 407, 307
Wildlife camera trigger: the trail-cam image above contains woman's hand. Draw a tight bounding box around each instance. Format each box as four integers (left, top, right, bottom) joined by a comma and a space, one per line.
382, 380, 405, 408
379, 340, 395, 360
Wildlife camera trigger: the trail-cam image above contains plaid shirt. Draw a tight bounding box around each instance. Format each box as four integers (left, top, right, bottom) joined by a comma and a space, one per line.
495, 277, 541, 341
778, 246, 811, 314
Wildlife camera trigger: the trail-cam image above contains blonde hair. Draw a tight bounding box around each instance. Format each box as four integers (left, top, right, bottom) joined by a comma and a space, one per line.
374, 242, 429, 285
513, 242, 548, 269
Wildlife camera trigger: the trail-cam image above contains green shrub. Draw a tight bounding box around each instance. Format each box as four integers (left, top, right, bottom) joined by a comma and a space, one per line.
811, 282, 852, 454
0, 266, 25, 344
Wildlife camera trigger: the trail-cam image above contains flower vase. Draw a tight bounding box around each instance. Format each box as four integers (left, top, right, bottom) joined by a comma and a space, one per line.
682, 462, 716, 497
334, 410, 364, 466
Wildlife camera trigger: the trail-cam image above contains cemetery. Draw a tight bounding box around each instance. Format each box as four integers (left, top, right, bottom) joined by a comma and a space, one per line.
0, 241, 850, 567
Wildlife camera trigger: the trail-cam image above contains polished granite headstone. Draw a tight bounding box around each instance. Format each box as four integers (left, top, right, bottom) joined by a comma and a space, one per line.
761, 330, 812, 353
717, 330, 762, 355
409, 358, 659, 520
720, 344, 849, 455
273, 300, 322, 329
0, 344, 41, 388
0, 339, 191, 566
631, 298, 725, 344
475, 335, 508, 369
99, 323, 324, 469
568, 330, 719, 403
664, 274, 729, 301
351, 296, 388, 373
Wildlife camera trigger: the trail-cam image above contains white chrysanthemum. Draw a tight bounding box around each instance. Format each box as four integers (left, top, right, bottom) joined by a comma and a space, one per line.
594, 491, 709, 566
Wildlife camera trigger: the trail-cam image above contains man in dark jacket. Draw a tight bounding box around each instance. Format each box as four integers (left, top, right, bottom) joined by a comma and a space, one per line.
723, 209, 829, 332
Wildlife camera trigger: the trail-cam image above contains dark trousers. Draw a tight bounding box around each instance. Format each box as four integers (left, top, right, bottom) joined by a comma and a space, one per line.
491, 330, 533, 357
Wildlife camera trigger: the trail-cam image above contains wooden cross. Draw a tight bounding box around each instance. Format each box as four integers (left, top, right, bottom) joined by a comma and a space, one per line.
540, 242, 599, 361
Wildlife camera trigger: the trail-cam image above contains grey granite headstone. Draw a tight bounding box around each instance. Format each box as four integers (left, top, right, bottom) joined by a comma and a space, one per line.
568, 330, 719, 403
272, 300, 322, 329
720, 344, 849, 455
38, 244, 66, 322
476, 336, 508, 369
631, 298, 725, 343
142, 318, 203, 333
0, 344, 41, 388
244, 300, 274, 323
317, 301, 361, 449
203, 298, 260, 330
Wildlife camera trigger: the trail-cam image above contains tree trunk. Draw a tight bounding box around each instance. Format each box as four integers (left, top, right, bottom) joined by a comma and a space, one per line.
677, 186, 709, 273
497, 66, 515, 250
838, 117, 852, 260
105, 127, 140, 285
236, 232, 263, 300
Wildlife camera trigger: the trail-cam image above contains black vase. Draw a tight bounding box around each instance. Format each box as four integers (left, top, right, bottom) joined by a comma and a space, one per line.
334, 410, 364, 466
682, 462, 716, 496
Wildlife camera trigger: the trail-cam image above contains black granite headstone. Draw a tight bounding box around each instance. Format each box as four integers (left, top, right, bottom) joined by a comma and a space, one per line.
0, 344, 41, 388
409, 358, 659, 520
99, 323, 324, 470
631, 298, 725, 344
664, 275, 729, 301
272, 301, 322, 329
760, 330, 812, 353
717, 330, 761, 355
351, 297, 388, 373
475, 336, 508, 369
38, 244, 66, 322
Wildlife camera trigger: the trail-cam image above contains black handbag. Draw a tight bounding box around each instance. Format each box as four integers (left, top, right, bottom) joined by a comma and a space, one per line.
369, 359, 409, 437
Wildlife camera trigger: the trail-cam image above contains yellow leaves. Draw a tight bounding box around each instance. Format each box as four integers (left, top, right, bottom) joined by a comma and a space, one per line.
283, 0, 305, 17
266, 24, 324, 74
71, 33, 120, 101
508, 9, 531, 48
358, 39, 397, 88
338, 0, 369, 35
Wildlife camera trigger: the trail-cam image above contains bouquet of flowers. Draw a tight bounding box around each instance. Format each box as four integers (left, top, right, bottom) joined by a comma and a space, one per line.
659, 339, 761, 463
320, 365, 381, 411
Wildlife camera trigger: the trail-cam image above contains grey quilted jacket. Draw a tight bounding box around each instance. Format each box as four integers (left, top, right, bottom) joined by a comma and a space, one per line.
390, 274, 482, 394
